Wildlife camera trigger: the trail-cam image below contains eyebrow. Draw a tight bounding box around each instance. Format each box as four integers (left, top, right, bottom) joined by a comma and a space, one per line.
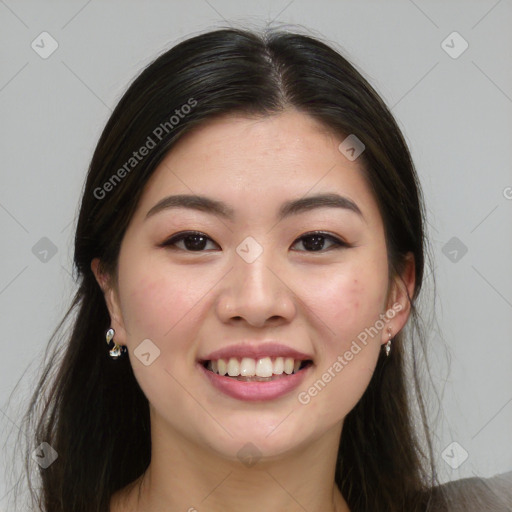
145, 193, 365, 222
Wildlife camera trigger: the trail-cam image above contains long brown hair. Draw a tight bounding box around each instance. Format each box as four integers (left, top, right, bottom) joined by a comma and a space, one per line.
13, 25, 445, 511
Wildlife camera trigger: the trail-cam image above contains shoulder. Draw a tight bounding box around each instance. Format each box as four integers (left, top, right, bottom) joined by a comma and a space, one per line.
429, 470, 512, 511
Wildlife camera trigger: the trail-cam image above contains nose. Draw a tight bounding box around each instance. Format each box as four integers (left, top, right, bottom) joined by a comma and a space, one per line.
215, 249, 297, 328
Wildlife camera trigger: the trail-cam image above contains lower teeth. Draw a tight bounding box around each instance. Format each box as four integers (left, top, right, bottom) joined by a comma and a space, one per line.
229, 375, 281, 382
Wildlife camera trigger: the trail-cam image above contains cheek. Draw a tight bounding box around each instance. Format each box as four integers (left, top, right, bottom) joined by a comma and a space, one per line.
303, 264, 387, 343
297, 274, 383, 425
118, 259, 219, 357
117, 266, 204, 405
119, 272, 173, 341
121, 274, 194, 341
297, 260, 388, 417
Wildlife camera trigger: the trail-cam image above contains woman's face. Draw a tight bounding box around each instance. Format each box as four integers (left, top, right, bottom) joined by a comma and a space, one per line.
93, 109, 413, 461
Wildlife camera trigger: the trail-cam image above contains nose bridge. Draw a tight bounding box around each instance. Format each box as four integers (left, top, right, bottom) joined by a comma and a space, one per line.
216, 236, 295, 325
236, 250, 274, 294
233, 243, 280, 305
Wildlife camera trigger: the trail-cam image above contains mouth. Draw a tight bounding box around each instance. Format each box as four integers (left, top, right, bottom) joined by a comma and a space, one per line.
197, 343, 315, 401
200, 356, 314, 382
198, 357, 313, 401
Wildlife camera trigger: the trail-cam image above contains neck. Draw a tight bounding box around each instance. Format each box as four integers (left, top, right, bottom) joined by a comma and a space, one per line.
111, 416, 350, 512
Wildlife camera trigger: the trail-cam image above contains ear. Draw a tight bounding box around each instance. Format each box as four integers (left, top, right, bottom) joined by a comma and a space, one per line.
381, 252, 416, 345
91, 258, 128, 345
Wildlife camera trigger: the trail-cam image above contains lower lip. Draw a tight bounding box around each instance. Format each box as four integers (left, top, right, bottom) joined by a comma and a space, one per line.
198, 362, 312, 401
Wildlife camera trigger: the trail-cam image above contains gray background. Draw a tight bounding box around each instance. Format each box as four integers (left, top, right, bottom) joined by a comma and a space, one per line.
1, 0, 511, 508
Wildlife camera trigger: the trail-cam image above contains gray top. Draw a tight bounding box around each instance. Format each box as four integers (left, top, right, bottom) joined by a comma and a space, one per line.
430, 471, 512, 511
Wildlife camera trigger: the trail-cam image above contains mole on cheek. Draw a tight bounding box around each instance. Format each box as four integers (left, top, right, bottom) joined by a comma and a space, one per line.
351, 280, 362, 311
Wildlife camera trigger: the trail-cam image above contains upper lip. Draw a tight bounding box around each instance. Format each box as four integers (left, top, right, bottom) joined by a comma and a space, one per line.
199, 342, 314, 362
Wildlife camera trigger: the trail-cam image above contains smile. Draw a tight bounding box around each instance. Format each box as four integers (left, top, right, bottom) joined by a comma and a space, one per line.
203, 356, 313, 381
198, 357, 313, 401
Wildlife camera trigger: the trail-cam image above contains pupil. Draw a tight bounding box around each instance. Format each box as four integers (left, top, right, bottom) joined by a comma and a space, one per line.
303, 235, 324, 251
185, 235, 207, 251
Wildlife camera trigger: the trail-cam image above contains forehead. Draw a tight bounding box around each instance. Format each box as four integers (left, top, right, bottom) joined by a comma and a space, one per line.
134, 110, 381, 226
166, 109, 346, 177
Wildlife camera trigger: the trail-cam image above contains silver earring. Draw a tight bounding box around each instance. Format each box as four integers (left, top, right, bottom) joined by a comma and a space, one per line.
105, 327, 126, 359
384, 328, 392, 357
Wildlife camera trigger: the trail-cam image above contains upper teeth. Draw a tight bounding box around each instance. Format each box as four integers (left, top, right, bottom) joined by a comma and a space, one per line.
207, 357, 304, 377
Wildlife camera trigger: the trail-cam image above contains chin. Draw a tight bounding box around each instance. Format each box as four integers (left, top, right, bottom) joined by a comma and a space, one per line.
198, 412, 316, 462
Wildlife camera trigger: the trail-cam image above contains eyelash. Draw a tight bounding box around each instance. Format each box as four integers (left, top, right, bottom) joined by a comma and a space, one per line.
160, 230, 349, 253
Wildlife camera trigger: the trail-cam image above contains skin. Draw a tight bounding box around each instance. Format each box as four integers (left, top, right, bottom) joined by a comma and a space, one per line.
92, 109, 415, 512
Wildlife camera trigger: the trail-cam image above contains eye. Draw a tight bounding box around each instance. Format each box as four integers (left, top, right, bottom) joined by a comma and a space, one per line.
160, 230, 349, 253
160, 231, 219, 252
290, 231, 348, 252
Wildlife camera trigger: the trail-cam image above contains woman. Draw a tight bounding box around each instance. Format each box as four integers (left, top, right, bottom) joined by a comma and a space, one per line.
17, 26, 511, 511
